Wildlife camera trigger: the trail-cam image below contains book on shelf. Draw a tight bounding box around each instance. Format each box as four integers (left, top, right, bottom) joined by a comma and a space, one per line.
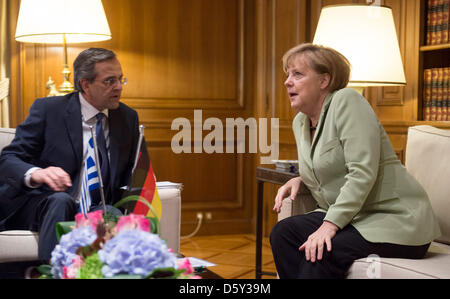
426, 0, 450, 46
423, 67, 450, 121
423, 69, 432, 121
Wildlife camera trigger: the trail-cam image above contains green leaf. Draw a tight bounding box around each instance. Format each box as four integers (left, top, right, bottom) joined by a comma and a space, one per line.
37, 264, 53, 277
79, 253, 104, 279
55, 221, 75, 241
148, 217, 159, 234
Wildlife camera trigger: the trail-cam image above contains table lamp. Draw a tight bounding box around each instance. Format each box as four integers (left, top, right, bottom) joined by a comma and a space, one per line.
312, 4, 406, 94
15, 0, 111, 96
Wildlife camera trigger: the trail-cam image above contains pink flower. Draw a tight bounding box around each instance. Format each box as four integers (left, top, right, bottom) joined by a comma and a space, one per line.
178, 258, 194, 275
115, 214, 150, 233
62, 256, 84, 279
75, 210, 103, 230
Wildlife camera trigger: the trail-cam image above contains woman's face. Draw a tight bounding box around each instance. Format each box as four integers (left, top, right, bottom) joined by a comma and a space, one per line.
284, 54, 329, 114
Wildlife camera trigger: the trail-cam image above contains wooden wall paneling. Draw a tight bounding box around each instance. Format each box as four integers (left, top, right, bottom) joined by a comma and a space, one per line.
107, 1, 243, 110
258, 0, 310, 236
6, 0, 20, 127
109, 0, 256, 236
370, 0, 406, 108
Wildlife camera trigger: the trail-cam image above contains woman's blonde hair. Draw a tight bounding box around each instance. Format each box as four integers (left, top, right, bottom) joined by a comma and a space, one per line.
282, 43, 351, 92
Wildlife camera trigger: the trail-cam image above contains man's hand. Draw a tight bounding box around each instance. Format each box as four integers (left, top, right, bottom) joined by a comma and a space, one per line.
273, 176, 302, 213
299, 221, 339, 262
30, 167, 72, 192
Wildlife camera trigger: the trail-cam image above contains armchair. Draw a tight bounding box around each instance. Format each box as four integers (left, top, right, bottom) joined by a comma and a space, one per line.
278, 125, 450, 279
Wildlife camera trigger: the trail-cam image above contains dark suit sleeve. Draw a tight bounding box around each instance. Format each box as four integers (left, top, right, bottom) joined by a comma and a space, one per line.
0, 98, 47, 191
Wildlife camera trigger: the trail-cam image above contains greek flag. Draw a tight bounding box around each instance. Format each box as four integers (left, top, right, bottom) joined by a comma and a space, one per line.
79, 137, 100, 215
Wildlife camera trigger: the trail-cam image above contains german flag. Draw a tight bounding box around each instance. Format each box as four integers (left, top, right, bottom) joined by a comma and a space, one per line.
121, 128, 162, 220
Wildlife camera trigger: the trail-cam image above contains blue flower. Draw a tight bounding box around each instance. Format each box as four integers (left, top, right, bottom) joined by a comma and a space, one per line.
98, 230, 177, 277
50, 226, 97, 278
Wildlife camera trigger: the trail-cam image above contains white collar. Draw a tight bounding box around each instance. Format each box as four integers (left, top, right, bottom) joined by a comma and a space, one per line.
79, 92, 109, 121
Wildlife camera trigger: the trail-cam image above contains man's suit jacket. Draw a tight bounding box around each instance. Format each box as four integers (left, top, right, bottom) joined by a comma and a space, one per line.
0, 92, 140, 229
292, 88, 441, 246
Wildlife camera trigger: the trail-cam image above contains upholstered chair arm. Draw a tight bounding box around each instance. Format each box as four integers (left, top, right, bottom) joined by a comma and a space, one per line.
277, 183, 316, 222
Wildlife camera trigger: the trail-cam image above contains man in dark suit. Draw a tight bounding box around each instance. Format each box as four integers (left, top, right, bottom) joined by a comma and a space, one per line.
0, 48, 140, 261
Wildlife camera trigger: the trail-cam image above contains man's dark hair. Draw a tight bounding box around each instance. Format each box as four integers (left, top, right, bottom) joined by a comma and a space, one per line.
73, 48, 117, 93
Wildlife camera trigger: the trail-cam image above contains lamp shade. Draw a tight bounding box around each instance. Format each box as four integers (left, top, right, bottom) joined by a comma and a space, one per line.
313, 5, 406, 87
15, 0, 111, 44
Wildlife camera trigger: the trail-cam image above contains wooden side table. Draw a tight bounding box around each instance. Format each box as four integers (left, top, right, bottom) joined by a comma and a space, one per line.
255, 166, 308, 279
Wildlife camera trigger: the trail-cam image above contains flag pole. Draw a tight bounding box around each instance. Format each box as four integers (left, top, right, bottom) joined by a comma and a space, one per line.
89, 125, 107, 215
131, 125, 146, 178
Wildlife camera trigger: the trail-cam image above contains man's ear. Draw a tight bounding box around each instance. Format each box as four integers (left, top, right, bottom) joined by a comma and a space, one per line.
320, 73, 331, 90
79, 78, 89, 94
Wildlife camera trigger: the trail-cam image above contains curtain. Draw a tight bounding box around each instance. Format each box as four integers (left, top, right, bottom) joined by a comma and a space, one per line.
0, 0, 11, 128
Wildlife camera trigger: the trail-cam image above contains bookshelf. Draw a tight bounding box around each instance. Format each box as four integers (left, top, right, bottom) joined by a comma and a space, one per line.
419, 0, 450, 121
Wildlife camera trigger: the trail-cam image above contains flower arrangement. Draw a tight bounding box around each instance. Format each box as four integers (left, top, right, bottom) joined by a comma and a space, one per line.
39, 210, 200, 279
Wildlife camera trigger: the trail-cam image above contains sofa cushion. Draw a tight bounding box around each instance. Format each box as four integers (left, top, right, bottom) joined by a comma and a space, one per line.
0, 127, 15, 152
405, 126, 450, 245
0, 230, 39, 263
347, 242, 450, 279
158, 188, 181, 253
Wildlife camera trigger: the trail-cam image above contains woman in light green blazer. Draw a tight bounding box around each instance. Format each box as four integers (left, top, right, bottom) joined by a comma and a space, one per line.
270, 43, 441, 279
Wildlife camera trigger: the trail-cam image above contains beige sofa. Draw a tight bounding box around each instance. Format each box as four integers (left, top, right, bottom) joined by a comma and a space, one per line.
0, 128, 181, 263
278, 125, 450, 279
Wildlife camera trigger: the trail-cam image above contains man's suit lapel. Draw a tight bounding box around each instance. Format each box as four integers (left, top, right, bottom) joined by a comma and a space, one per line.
64, 93, 83, 169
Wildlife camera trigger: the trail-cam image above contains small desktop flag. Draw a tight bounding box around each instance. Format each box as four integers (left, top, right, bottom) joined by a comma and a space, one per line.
121, 126, 162, 220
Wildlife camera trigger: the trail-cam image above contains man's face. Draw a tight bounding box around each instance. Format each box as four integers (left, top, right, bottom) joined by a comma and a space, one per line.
81, 58, 124, 111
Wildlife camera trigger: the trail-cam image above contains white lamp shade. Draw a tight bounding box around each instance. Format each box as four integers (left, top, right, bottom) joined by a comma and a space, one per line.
15, 0, 111, 44
313, 5, 406, 87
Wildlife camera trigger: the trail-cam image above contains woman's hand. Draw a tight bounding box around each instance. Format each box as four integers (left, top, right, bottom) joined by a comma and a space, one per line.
273, 176, 302, 213
299, 221, 339, 262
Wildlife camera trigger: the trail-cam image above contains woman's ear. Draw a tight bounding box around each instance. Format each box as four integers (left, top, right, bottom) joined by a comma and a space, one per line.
320, 73, 331, 90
